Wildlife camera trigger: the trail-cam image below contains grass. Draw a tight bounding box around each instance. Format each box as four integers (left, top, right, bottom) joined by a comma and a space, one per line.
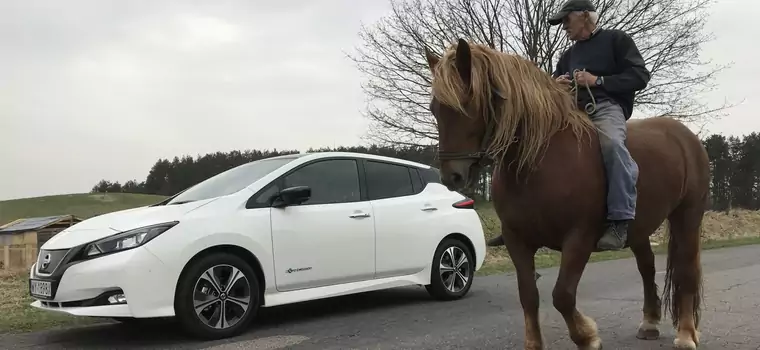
0, 269, 102, 333
475, 236, 760, 276
0, 193, 169, 333
475, 201, 760, 276
1, 193, 759, 333
0, 193, 167, 226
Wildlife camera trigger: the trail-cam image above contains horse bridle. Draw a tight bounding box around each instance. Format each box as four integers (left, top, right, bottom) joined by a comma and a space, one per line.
436, 88, 502, 166
436, 119, 496, 166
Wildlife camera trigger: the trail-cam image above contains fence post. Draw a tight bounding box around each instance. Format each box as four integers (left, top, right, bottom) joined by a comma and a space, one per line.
2, 246, 9, 270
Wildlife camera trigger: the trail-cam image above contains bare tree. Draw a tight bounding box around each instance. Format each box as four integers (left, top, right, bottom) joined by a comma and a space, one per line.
348, 0, 731, 146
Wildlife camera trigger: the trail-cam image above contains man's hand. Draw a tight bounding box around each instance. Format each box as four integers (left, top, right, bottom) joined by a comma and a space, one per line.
574, 70, 598, 86
555, 74, 572, 89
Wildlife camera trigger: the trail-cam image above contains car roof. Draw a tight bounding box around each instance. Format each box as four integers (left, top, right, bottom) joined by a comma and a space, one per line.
298, 151, 433, 169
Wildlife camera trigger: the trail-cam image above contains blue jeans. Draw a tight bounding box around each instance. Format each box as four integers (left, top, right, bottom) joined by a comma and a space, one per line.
589, 100, 639, 221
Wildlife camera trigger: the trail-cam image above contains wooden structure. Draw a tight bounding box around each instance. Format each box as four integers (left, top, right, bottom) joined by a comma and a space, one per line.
0, 215, 82, 270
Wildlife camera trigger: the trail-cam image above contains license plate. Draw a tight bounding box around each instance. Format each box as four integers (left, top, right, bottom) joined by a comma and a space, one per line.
30, 279, 52, 298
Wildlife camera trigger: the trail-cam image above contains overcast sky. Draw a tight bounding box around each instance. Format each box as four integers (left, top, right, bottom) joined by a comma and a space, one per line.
1, 0, 758, 201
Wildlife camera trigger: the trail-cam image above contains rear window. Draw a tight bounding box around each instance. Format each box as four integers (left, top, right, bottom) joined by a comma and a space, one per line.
364, 160, 415, 200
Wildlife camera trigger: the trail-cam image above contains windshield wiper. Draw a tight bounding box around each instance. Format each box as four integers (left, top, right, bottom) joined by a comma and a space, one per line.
169, 200, 196, 205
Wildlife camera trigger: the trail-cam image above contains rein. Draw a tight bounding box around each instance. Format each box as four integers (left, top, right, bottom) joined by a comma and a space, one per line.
436, 68, 591, 166
436, 90, 501, 166
436, 119, 495, 165
570, 68, 597, 114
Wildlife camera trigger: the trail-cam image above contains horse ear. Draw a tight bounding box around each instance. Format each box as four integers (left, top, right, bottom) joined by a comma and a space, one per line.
424, 47, 439, 72
455, 38, 472, 87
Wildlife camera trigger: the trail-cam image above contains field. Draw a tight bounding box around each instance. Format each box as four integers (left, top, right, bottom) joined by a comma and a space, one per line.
475, 202, 760, 275
1, 193, 759, 333
0, 193, 167, 225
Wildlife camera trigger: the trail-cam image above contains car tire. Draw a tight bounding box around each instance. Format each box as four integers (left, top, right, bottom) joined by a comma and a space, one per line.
425, 238, 475, 301
174, 252, 261, 340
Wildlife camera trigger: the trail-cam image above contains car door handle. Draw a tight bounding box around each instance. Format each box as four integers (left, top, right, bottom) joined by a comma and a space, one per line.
420, 206, 438, 211
349, 212, 371, 218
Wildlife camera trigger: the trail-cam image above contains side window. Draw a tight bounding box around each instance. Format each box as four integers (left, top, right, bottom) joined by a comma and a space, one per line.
252, 183, 280, 206
419, 167, 442, 185
364, 161, 415, 200
283, 159, 361, 205
409, 168, 423, 194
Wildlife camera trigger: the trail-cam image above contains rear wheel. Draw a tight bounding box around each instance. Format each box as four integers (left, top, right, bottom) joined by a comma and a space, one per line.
174, 252, 260, 340
425, 238, 475, 300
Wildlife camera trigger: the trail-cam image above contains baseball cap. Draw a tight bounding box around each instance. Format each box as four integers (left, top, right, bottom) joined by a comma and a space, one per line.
548, 0, 597, 26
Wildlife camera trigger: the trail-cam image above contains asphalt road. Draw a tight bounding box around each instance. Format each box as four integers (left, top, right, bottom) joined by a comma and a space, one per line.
2, 245, 760, 350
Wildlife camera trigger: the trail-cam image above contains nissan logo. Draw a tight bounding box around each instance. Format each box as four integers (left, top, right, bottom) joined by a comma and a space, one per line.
41, 254, 51, 270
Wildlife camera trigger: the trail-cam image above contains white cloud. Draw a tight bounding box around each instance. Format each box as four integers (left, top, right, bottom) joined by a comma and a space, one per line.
1, 0, 757, 200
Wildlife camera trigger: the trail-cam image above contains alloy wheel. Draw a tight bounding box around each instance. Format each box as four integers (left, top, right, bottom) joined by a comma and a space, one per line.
438, 246, 470, 293
192, 264, 252, 330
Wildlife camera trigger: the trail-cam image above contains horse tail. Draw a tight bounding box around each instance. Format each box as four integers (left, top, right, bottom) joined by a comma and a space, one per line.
661, 200, 705, 330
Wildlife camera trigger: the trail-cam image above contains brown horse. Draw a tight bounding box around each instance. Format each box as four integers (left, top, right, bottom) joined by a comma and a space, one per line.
424, 38, 709, 349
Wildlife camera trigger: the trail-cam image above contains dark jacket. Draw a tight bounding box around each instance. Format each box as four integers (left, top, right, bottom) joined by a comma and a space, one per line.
552, 28, 650, 120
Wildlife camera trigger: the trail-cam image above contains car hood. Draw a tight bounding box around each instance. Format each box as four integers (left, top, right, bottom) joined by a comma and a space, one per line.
42, 199, 213, 250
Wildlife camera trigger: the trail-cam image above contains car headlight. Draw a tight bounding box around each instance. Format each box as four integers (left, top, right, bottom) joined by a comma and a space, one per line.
83, 221, 178, 258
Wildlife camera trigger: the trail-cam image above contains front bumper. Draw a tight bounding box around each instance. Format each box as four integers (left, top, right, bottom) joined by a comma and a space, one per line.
29, 246, 177, 318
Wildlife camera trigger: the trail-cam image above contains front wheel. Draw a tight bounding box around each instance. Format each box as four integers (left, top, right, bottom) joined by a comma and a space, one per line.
425, 238, 475, 300
174, 253, 260, 340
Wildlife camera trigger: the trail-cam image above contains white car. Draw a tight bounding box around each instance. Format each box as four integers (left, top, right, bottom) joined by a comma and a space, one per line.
28, 152, 486, 339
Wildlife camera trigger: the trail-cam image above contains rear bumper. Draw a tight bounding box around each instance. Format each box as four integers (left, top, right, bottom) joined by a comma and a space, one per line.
473, 229, 487, 271
28, 246, 177, 318
465, 211, 487, 271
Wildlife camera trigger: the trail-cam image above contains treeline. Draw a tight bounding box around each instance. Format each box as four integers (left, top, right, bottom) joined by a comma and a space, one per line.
91, 145, 438, 196
92, 133, 760, 211
704, 133, 760, 210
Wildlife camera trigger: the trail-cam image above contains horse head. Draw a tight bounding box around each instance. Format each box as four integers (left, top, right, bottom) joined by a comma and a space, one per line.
424, 38, 594, 190
424, 38, 503, 191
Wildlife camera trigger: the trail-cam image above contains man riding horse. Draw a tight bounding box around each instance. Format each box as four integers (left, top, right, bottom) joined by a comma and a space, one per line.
487, 0, 650, 251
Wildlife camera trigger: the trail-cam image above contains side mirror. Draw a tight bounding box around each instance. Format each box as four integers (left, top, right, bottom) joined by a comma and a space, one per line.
272, 186, 311, 208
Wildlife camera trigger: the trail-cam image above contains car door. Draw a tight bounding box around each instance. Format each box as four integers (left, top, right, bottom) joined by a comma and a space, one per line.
270, 157, 376, 292
363, 160, 436, 279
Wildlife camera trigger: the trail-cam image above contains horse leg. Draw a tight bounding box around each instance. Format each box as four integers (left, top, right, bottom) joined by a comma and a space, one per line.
487, 234, 505, 246
631, 240, 662, 340
663, 202, 705, 349
503, 233, 543, 349
553, 230, 602, 350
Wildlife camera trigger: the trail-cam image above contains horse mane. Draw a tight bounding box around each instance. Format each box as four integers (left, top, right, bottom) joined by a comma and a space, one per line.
430, 41, 596, 174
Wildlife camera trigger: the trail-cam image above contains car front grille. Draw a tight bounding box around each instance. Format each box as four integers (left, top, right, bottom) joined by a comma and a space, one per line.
36, 249, 70, 275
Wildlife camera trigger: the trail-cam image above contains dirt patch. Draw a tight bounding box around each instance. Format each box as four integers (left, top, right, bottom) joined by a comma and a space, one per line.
479, 208, 760, 243
88, 194, 117, 202
652, 209, 760, 242
478, 209, 760, 270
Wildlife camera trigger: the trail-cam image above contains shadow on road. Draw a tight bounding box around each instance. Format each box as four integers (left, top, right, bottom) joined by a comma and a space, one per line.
23, 285, 439, 349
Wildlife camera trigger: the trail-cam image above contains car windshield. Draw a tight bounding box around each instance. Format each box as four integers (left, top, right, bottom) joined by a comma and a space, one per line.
166, 156, 300, 205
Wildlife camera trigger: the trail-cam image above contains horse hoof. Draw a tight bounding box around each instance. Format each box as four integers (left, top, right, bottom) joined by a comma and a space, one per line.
525, 339, 543, 350
578, 337, 602, 350
636, 327, 660, 340
673, 338, 697, 350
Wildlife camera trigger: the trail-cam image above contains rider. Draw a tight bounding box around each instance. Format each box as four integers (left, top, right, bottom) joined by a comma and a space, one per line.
548, 0, 651, 250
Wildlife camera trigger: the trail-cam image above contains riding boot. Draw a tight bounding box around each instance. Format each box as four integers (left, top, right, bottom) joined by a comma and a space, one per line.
597, 220, 630, 251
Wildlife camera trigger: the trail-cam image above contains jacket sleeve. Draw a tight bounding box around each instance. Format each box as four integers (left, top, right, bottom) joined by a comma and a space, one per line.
602, 31, 651, 93
551, 50, 568, 78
